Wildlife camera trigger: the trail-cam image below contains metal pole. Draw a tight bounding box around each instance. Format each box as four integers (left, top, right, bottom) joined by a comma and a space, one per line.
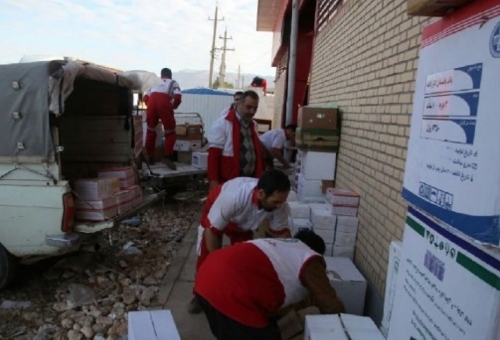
208, 6, 223, 88
285, 0, 299, 126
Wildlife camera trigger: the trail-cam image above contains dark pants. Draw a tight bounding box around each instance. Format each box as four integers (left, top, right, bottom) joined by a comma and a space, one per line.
196, 295, 281, 340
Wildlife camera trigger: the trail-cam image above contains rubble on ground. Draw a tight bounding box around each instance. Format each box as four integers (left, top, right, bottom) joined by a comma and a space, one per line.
0, 200, 202, 339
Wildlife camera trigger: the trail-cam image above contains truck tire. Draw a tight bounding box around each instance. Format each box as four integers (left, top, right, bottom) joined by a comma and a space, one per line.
0, 243, 16, 289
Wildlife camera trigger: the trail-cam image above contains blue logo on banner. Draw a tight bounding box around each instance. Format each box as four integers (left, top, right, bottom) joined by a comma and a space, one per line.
490, 21, 500, 58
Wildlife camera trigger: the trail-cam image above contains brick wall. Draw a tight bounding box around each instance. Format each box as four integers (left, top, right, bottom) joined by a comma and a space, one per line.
309, 0, 434, 296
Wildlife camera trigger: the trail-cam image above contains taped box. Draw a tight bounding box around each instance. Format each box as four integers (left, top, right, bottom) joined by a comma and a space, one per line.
304, 314, 385, 340
128, 310, 180, 340
326, 188, 360, 206
125, 185, 142, 208
335, 216, 359, 233
330, 205, 358, 217
98, 166, 136, 189
75, 206, 118, 222
114, 190, 133, 214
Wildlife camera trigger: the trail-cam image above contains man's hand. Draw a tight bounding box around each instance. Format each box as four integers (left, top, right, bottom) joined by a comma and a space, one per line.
209, 180, 219, 191
204, 228, 223, 253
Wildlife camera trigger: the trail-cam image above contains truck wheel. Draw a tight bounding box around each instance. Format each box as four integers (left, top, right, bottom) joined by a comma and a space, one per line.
0, 244, 16, 289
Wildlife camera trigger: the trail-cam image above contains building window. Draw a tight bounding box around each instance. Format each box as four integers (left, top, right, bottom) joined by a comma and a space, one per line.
317, 0, 346, 32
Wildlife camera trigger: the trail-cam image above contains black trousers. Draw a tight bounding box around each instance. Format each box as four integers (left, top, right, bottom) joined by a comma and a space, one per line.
196, 295, 281, 340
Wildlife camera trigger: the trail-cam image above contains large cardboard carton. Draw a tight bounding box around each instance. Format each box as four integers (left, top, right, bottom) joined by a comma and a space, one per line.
175, 124, 203, 140
323, 257, 367, 315
387, 206, 500, 340
298, 106, 338, 130
402, 0, 500, 246
407, 0, 475, 16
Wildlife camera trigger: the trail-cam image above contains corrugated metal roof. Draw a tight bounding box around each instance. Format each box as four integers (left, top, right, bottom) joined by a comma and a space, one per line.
183, 88, 233, 96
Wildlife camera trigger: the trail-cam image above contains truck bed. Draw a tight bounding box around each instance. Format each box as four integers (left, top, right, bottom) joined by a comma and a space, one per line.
141, 162, 207, 178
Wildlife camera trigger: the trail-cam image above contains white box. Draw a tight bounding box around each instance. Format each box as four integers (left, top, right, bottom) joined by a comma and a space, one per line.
304, 314, 384, 340
315, 229, 335, 244
288, 202, 310, 219
300, 151, 336, 180
332, 246, 355, 261
334, 231, 357, 247
335, 216, 359, 233
380, 240, 402, 338
401, 2, 500, 246
174, 139, 201, 152
331, 205, 358, 217
191, 151, 208, 169
297, 174, 323, 198
326, 188, 360, 206
323, 257, 367, 315
311, 207, 336, 229
128, 310, 180, 340
75, 196, 117, 210
387, 207, 500, 340
308, 203, 329, 211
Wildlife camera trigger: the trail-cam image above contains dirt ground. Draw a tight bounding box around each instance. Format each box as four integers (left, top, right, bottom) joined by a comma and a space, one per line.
0, 199, 203, 340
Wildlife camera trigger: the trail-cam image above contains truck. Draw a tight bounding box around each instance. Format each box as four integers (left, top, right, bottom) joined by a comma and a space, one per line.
0, 60, 165, 288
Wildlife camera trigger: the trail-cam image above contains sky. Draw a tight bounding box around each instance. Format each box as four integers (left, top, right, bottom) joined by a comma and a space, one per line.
0, 0, 276, 77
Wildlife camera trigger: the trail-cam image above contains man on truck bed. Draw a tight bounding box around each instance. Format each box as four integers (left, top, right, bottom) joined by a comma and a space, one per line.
194, 230, 346, 340
188, 170, 292, 314
207, 90, 265, 190
143, 68, 182, 170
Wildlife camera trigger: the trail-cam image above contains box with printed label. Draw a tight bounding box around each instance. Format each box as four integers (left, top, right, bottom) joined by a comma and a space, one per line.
311, 207, 336, 230
387, 206, 500, 340
326, 188, 360, 206
323, 257, 367, 315
330, 205, 358, 217
98, 166, 136, 189
333, 231, 357, 248
192, 151, 208, 169
402, 1, 500, 246
335, 216, 359, 233
300, 151, 336, 180
174, 139, 202, 152
74, 178, 120, 200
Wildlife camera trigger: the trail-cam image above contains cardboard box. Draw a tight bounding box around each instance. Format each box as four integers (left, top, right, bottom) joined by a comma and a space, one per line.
288, 201, 311, 219
407, 0, 475, 16
295, 128, 340, 151
330, 205, 358, 217
175, 124, 203, 140
277, 310, 303, 340
401, 1, 500, 246
314, 229, 335, 244
300, 151, 336, 180
335, 216, 359, 234
387, 206, 500, 340
323, 257, 367, 315
298, 106, 338, 130
333, 231, 357, 248
174, 139, 202, 152
114, 190, 133, 214
75, 196, 117, 210
73, 178, 120, 200
332, 246, 355, 260
326, 188, 360, 206
176, 151, 192, 164
311, 207, 336, 229
192, 151, 208, 169
380, 240, 402, 338
304, 314, 384, 340
321, 181, 334, 194
128, 310, 181, 340
75, 205, 118, 221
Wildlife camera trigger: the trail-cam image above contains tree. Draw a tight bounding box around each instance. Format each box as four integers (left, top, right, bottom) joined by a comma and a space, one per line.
212, 77, 234, 89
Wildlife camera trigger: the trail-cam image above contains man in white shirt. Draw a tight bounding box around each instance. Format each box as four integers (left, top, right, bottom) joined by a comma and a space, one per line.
260, 124, 297, 169
220, 91, 243, 117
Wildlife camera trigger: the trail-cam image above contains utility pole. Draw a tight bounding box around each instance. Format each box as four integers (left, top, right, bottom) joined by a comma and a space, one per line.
237, 65, 241, 88
217, 28, 234, 88
208, 5, 224, 88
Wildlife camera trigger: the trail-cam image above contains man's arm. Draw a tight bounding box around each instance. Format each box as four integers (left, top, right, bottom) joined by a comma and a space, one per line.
204, 191, 239, 252
207, 119, 227, 188
300, 257, 346, 314
267, 204, 292, 238
269, 148, 291, 168
204, 227, 223, 253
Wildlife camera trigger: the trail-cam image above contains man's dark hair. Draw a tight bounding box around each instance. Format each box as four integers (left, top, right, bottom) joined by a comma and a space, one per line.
294, 230, 326, 255
240, 90, 259, 103
251, 76, 264, 86
285, 124, 297, 132
257, 170, 290, 196
234, 91, 243, 99
161, 68, 172, 78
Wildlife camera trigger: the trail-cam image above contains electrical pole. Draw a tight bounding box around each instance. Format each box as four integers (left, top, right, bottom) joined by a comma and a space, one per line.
237, 65, 241, 88
208, 5, 224, 88
217, 28, 234, 88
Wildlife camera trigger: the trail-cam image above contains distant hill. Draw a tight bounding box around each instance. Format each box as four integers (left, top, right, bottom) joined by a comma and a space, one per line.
172, 69, 275, 91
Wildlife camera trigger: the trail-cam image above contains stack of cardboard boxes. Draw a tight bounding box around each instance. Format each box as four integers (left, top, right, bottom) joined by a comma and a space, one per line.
294, 106, 339, 202
174, 123, 203, 163
74, 166, 142, 221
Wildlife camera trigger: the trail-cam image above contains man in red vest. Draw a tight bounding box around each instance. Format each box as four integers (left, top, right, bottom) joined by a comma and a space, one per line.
143, 68, 182, 170
194, 230, 345, 340
207, 90, 265, 190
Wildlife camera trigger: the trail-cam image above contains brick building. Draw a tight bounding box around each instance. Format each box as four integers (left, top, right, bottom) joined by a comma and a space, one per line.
257, 0, 433, 321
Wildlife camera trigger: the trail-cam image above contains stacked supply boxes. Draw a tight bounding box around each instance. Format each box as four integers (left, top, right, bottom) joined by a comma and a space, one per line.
174, 124, 203, 161
74, 178, 121, 221
294, 106, 339, 202
304, 314, 384, 339
325, 188, 360, 259
310, 203, 336, 256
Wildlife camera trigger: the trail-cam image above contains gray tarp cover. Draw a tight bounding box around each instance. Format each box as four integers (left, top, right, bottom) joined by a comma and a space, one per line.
0, 60, 134, 162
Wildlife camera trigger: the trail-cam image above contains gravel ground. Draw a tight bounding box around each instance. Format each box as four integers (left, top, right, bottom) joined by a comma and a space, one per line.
0, 199, 203, 340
